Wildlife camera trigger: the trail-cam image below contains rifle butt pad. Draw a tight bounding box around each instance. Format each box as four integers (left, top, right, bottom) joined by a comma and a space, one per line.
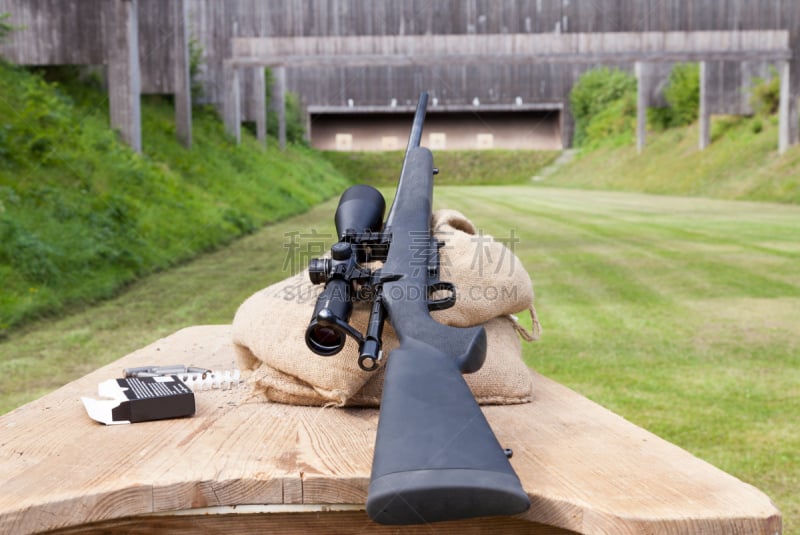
367, 468, 530, 524
366, 338, 531, 524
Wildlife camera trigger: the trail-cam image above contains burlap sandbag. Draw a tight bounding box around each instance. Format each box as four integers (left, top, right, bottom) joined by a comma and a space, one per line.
431, 209, 539, 333
348, 315, 532, 406
232, 209, 541, 407
233, 270, 374, 405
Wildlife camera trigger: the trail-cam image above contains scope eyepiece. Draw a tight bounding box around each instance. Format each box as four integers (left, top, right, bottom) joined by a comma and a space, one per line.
308, 257, 331, 285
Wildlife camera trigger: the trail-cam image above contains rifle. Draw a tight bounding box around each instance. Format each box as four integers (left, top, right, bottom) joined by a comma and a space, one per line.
305, 92, 530, 524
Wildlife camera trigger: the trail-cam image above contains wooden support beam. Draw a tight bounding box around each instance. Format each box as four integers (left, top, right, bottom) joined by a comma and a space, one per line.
223, 64, 241, 143
699, 61, 711, 151
779, 60, 791, 154
272, 66, 287, 150
106, 0, 142, 153
231, 31, 792, 69
791, 95, 800, 150
790, 91, 800, 150
560, 104, 574, 149
173, 0, 192, 148
253, 67, 267, 147
636, 62, 648, 153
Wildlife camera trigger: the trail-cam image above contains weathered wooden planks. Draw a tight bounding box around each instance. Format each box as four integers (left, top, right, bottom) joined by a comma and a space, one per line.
0, 325, 782, 534
1, 0, 798, 149
226, 30, 791, 151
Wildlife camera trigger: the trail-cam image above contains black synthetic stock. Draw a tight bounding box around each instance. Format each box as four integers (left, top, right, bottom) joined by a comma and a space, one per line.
367, 343, 530, 524
366, 147, 530, 524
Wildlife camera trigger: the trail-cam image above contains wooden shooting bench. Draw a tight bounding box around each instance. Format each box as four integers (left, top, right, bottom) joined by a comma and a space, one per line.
0, 325, 781, 534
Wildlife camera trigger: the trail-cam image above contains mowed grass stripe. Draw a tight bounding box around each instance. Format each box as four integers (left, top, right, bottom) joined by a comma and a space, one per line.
436, 186, 799, 529
455, 186, 800, 301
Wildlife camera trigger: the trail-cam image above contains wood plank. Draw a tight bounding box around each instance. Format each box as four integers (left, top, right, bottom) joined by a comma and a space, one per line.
4, 1, 797, 148
223, 64, 241, 143
252, 66, 267, 146
0, 325, 781, 534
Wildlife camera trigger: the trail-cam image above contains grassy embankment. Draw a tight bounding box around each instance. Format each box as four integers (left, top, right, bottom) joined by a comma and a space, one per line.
322, 149, 559, 185
548, 115, 800, 203
0, 63, 349, 335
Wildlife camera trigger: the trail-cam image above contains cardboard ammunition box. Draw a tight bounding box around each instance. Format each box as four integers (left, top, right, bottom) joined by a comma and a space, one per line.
81, 376, 195, 425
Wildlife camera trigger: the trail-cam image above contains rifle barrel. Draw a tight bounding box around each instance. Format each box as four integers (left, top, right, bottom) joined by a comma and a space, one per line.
385, 92, 429, 228
405, 92, 429, 151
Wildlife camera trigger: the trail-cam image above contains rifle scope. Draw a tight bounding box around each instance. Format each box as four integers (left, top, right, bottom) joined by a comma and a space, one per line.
334, 184, 386, 241
305, 185, 386, 357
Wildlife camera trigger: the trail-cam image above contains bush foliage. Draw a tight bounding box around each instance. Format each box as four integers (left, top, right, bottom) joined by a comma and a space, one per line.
750, 69, 781, 116
569, 67, 637, 147
648, 63, 700, 130
0, 12, 13, 44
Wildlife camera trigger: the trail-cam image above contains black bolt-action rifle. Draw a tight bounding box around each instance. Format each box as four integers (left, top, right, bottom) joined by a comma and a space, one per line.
305, 92, 530, 524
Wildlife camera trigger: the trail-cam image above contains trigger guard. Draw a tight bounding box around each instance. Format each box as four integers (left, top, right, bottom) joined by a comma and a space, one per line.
427, 281, 456, 311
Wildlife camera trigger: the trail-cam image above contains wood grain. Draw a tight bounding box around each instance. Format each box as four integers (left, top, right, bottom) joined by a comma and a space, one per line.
0, 325, 782, 534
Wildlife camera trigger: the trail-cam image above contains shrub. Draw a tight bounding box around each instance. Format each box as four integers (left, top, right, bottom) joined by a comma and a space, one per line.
0, 12, 14, 44
570, 67, 637, 147
265, 69, 307, 145
583, 93, 637, 148
188, 36, 205, 100
649, 63, 700, 130
664, 63, 700, 125
750, 69, 780, 116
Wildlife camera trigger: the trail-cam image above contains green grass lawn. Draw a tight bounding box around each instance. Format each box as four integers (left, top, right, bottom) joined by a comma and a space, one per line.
2, 185, 798, 530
